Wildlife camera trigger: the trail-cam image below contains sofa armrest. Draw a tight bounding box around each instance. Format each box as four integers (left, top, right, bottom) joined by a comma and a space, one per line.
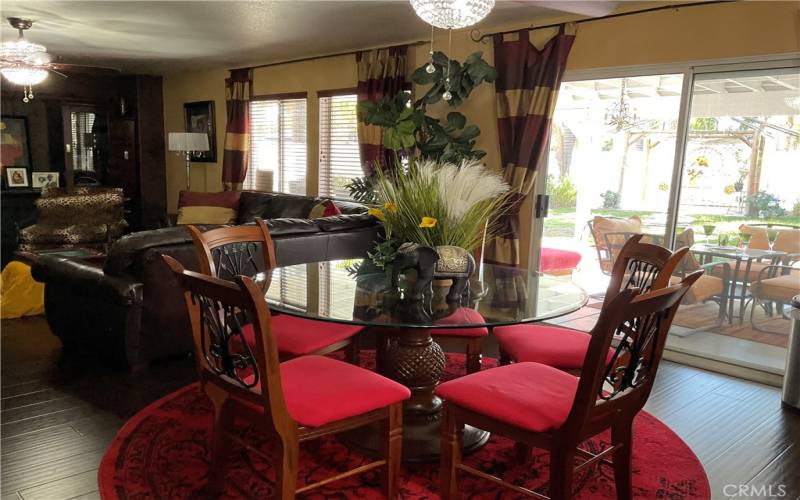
31, 256, 143, 306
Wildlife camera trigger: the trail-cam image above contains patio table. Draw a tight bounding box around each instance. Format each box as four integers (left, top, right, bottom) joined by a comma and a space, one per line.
690, 244, 786, 324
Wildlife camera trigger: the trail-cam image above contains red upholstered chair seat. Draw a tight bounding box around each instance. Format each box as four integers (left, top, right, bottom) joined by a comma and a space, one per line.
431, 307, 489, 338
241, 315, 361, 356
539, 247, 582, 273
494, 324, 614, 370
435, 362, 578, 432
244, 355, 410, 427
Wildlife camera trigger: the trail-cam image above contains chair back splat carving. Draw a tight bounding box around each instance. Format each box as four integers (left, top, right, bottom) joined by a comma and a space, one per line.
602, 234, 688, 309
188, 218, 277, 280
162, 255, 289, 430
569, 270, 702, 430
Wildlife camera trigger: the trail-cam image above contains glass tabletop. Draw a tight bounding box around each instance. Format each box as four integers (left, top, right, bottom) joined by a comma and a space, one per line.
690, 244, 786, 260
259, 259, 588, 329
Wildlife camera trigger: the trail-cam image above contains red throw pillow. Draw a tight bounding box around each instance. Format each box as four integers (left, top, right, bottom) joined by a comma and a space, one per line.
178, 191, 241, 210
308, 200, 342, 219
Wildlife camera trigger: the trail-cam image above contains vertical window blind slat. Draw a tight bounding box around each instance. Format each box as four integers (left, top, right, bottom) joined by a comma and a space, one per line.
319, 94, 361, 200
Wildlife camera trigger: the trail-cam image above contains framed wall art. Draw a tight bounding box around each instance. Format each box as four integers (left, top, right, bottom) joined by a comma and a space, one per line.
1, 115, 32, 170
184, 101, 217, 162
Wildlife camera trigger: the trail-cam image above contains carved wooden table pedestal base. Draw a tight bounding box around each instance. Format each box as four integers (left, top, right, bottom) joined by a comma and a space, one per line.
340, 326, 490, 462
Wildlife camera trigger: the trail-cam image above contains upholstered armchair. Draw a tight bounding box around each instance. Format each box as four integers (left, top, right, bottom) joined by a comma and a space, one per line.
749, 253, 800, 332
673, 228, 731, 324
587, 215, 642, 275
17, 187, 127, 252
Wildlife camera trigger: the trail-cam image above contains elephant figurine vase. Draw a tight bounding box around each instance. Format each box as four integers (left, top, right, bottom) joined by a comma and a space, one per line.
433, 245, 476, 303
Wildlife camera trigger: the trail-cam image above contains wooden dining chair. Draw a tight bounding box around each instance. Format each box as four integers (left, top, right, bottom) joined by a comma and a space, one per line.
436, 271, 701, 500
187, 219, 362, 363
495, 234, 688, 373
163, 255, 409, 498
430, 306, 489, 375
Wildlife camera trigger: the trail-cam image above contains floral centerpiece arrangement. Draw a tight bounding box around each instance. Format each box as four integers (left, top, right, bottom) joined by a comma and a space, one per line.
365, 158, 509, 271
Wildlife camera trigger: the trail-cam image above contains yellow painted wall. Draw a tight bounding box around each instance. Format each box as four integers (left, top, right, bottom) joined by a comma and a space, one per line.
161, 0, 799, 265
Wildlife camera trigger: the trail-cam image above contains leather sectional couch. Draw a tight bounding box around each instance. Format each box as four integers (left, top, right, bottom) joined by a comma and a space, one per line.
31, 191, 380, 370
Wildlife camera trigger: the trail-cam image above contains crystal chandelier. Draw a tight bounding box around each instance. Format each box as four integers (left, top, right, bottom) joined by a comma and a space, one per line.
605, 79, 639, 131
0, 18, 51, 102
410, 0, 495, 29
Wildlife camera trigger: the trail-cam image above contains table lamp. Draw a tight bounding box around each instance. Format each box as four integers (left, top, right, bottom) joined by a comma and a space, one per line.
168, 132, 209, 190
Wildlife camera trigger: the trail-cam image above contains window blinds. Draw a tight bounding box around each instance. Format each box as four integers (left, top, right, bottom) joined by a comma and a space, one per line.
265, 266, 309, 311
318, 94, 362, 199
247, 97, 307, 195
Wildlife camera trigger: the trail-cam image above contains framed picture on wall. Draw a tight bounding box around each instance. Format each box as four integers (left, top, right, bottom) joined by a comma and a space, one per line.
32, 171, 60, 189
184, 101, 217, 162
1, 115, 32, 170
6, 167, 29, 188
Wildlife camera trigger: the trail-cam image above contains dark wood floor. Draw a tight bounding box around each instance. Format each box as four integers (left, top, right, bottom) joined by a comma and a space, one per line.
2, 316, 799, 500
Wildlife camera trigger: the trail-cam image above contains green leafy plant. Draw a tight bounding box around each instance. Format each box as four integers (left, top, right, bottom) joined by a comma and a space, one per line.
358, 52, 495, 166
547, 175, 577, 209
601, 190, 621, 209
345, 173, 379, 204
747, 191, 786, 218
411, 51, 497, 108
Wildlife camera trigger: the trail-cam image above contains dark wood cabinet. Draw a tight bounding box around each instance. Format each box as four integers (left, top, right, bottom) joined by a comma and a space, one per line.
0, 73, 167, 259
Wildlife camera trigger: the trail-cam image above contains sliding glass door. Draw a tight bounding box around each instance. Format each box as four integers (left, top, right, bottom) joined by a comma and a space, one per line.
532, 60, 800, 373
536, 73, 685, 295
666, 66, 800, 370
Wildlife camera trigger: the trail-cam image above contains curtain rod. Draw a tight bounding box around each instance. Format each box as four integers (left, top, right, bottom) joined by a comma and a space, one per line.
230, 40, 428, 72
469, 0, 734, 43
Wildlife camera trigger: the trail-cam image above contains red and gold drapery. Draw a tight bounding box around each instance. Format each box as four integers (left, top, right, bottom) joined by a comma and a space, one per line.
485, 24, 576, 268
356, 46, 409, 174
222, 68, 253, 191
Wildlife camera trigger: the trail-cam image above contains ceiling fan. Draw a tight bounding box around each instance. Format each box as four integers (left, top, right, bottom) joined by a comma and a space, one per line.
0, 17, 120, 102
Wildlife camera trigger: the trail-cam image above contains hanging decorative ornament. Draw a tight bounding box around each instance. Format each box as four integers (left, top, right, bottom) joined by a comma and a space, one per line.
410, 0, 495, 29
442, 28, 453, 101
425, 25, 436, 74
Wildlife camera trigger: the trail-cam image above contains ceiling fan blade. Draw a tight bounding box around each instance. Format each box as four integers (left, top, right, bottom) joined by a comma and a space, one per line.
50, 63, 122, 75
529, 1, 618, 17
48, 68, 68, 78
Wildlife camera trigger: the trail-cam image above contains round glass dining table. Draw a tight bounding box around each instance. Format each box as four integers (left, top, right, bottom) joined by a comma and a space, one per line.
262, 258, 588, 461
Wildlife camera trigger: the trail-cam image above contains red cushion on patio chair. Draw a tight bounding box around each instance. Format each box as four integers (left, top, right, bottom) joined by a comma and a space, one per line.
432, 307, 488, 338
494, 324, 614, 370
435, 362, 578, 432
241, 315, 361, 356
539, 247, 582, 273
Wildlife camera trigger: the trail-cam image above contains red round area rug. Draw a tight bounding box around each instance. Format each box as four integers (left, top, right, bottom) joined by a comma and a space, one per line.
99, 353, 710, 499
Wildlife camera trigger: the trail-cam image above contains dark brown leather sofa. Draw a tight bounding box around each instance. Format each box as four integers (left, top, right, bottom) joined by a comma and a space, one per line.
31, 191, 380, 370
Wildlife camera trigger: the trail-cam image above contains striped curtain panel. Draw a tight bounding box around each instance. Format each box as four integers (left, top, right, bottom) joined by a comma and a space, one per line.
222, 68, 253, 191
485, 24, 576, 267
356, 46, 409, 174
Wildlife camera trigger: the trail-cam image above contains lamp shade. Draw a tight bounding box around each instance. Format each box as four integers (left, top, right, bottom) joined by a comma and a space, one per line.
168, 132, 209, 152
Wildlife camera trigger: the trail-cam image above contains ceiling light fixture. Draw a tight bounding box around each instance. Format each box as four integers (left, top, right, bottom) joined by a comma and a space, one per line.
410, 0, 495, 29
605, 79, 639, 131
1, 18, 52, 102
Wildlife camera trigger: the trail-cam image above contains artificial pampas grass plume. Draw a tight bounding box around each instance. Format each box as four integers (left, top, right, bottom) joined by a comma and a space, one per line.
371, 158, 510, 251
434, 159, 509, 221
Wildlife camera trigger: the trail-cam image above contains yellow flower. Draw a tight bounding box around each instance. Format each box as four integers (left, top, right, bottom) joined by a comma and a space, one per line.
368, 208, 385, 221
418, 217, 437, 228
658, 182, 669, 192
383, 202, 398, 213
724, 185, 735, 195
696, 156, 709, 167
